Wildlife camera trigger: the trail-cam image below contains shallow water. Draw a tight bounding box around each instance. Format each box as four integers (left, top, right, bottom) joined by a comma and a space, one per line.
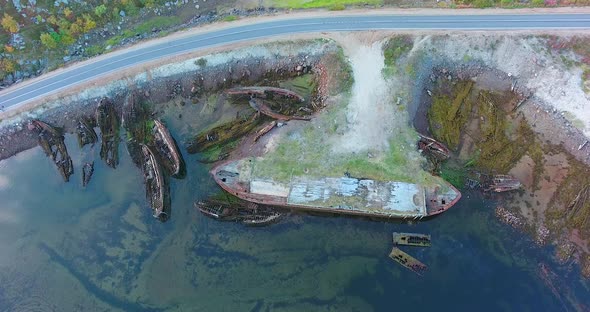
1, 114, 589, 312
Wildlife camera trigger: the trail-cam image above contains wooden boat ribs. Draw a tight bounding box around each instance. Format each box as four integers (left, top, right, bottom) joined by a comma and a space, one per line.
29, 120, 74, 182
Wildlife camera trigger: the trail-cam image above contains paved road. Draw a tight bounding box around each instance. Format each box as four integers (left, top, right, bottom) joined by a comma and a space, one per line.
1, 13, 589, 110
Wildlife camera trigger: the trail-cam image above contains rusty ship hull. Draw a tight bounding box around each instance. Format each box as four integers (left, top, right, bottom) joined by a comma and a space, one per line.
211, 158, 461, 219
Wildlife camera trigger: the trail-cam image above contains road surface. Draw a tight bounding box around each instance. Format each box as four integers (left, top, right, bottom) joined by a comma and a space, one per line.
1, 13, 589, 110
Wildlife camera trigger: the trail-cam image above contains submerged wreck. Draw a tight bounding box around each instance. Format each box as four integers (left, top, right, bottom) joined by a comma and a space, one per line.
96, 98, 120, 169
484, 174, 521, 192
141, 144, 170, 222
152, 120, 182, 176
249, 98, 311, 121
195, 199, 283, 226
392, 232, 432, 247
28, 120, 74, 182
82, 162, 94, 187
76, 117, 98, 148
389, 247, 428, 276
212, 158, 461, 219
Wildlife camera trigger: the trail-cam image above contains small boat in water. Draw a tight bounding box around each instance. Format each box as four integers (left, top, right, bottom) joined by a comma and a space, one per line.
141, 144, 169, 222
392, 232, 431, 247
152, 120, 182, 176
389, 247, 428, 276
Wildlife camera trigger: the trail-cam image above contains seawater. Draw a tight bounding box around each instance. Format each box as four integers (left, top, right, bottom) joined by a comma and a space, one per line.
1, 115, 589, 311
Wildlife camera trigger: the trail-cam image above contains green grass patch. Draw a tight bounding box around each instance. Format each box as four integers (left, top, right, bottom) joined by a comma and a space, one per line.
223, 15, 238, 22
382, 36, 413, 76
265, 0, 382, 9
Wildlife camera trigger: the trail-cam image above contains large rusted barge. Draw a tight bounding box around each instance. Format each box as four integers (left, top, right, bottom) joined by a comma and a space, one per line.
211, 158, 461, 218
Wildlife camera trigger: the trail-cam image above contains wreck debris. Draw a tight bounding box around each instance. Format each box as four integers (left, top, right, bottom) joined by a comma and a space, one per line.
141, 144, 170, 222
392, 232, 431, 247
226, 86, 305, 102
495, 206, 524, 229
389, 247, 428, 276
187, 112, 262, 154
484, 174, 521, 192
249, 98, 311, 121
254, 120, 277, 142
75, 117, 98, 148
417, 133, 450, 161
241, 212, 283, 226
82, 162, 94, 187
28, 119, 74, 182
96, 98, 120, 169
152, 120, 183, 176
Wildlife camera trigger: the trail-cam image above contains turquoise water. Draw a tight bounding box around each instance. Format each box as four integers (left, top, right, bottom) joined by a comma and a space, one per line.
1, 116, 589, 311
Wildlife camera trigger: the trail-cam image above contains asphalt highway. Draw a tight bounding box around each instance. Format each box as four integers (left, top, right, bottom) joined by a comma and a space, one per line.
1, 13, 589, 110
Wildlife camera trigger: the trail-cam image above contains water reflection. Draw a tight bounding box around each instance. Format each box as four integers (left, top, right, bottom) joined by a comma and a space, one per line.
0, 117, 588, 311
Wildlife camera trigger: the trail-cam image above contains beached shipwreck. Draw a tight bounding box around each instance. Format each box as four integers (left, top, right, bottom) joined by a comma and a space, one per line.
211, 158, 461, 219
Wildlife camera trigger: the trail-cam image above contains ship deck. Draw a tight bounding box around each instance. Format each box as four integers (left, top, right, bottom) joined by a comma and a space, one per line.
215, 158, 434, 218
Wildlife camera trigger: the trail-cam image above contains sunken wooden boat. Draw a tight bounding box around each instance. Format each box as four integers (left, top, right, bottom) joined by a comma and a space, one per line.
76, 117, 98, 148
96, 98, 120, 169
389, 247, 428, 276
241, 212, 282, 226
226, 86, 305, 102
418, 134, 450, 161
141, 144, 169, 222
152, 120, 182, 176
485, 174, 521, 192
29, 120, 74, 182
194, 200, 237, 220
211, 158, 461, 219
249, 98, 311, 121
392, 232, 431, 247
82, 162, 94, 187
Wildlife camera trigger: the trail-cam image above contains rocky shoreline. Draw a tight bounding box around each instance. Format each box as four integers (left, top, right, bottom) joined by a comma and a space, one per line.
0, 39, 338, 161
